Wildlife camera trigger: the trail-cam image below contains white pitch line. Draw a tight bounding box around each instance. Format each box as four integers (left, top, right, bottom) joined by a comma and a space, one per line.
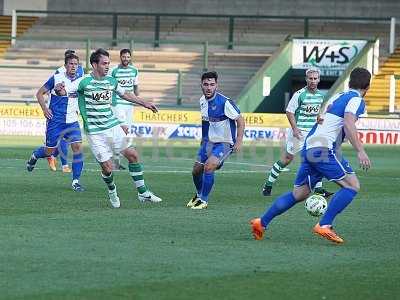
2, 165, 399, 181
1, 157, 272, 168
3, 159, 399, 179
0, 165, 265, 174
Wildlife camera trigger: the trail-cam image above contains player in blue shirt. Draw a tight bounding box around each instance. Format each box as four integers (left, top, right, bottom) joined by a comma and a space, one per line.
186, 71, 245, 209
47, 49, 85, 173
250, 67, 372, 244
26, 53, 85, 192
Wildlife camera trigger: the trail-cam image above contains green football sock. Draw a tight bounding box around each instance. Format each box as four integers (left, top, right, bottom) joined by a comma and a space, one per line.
101, 172, 116, 191
266, 160, 287, 186
129, 163, 148, 194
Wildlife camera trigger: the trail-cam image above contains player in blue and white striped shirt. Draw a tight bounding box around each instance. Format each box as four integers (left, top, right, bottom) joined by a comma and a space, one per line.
251, 67, 372, 244
187, 71, 245, 210
46, 49, 85, 173
26, 53, 85, 192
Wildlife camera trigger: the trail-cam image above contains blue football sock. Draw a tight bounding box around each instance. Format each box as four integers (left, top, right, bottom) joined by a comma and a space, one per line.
33, 146, 48, 159
200, 171, 214, 202
72, 153, 83, 181
59, 140, 69, 166
260, 192, 297, 228
319, 187, 357, 226
192, 171, 203, 196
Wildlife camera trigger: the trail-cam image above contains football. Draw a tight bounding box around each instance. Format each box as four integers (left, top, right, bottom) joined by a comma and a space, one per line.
304, 194, 328, 217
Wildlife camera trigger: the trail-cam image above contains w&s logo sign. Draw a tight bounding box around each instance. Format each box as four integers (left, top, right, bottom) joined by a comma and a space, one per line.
292, 39, 367, 75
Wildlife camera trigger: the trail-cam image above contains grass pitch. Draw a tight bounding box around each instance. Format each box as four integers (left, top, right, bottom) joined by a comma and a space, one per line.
0, 136, 399, 299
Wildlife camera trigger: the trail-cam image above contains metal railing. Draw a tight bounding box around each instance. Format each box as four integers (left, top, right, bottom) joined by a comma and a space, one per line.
12, 10, 397, 52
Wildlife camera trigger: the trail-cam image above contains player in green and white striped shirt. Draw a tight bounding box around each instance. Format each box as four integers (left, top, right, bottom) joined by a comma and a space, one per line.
110, 49, 139, 170
262, 68, 332, 197
75, 48, 162, 208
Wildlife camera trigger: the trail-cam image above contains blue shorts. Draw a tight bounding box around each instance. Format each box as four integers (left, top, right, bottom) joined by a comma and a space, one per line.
294, 147, 354, 190
196, 141, 233, 168
46, 121, 82, 148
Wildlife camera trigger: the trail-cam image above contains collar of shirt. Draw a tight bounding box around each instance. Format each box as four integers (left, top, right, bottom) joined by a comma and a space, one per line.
348, 89, 361, 97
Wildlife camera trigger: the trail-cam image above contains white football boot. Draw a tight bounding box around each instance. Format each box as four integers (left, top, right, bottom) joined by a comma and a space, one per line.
138, 191, 162, 203
108, 189, 121, 208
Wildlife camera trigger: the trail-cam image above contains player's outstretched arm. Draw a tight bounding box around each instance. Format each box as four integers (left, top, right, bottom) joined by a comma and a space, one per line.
233, 115, 245, 152
36, 86, 53, 120
121, 91, 158, 113
343, 112, 371, 170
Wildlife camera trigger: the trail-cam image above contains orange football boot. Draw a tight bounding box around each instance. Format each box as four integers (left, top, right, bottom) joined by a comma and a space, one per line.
250, 218, 265, 240
47, 156, 57, 171
62, 165, 72, 173
313, 223, 344, 244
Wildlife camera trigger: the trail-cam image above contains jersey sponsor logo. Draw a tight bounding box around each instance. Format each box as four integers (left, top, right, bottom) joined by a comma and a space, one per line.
118, 78, 134, 86
303, 105, 320, 114
91, 91, 112, 102
208, 116, 228, 122
68, 92, 78, 98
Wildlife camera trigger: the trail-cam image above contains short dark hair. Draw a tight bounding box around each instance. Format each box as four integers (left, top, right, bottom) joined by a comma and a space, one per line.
90, 48, 109, 65
201, 71, 218, 82
349, 67, 371, 90
120, 48, 131, 56
64, 49, 76, 57
64, 53, 79, 65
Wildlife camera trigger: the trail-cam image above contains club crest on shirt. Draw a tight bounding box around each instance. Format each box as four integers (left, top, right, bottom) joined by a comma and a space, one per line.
211, 105, 216, 110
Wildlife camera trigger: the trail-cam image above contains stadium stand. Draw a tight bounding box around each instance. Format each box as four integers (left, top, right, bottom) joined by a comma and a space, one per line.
0, 12, 399, 110
0, 48, 269, 106
16, 15, 396, 55
365, 46, 400, 112
0, 16, 38, 56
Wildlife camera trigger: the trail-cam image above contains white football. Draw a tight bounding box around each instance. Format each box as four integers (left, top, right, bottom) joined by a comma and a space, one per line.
304, 194, 328, 217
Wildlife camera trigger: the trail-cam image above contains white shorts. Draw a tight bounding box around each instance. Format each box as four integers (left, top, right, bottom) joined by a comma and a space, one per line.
112, 105, 133, 127
86, 125, 132, 163
285, 128, 308, 155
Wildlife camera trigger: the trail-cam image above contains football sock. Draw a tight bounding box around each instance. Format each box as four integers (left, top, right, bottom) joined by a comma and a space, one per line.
260, 192, 297, 228
72, 153, 83, 180
319, 187, 357, 226
192, 171, 203, 197
33, 146, 48, 159
59, 140, 69, 166
101, 172, 116, 191
129, 163, 148, 194
200, 171, 214, 202
266, 160, 287, 186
